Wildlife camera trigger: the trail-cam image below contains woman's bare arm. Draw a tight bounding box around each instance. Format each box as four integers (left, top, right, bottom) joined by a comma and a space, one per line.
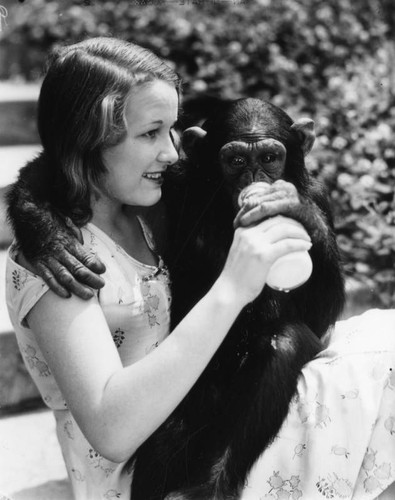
26, 218, 312, 463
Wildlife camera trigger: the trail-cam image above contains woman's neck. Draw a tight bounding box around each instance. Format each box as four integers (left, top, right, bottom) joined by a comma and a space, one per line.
90, 196, 157, 266
91, 196, 134, 238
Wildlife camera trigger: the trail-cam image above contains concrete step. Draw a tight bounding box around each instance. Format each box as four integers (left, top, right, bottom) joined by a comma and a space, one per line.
0, 408, 71, 500
0, 82, 40, 146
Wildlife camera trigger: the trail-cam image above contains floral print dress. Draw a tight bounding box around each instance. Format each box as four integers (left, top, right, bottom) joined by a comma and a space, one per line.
6, 218, 171, 500
6, 219, 395, 500
240, 309, 395, 500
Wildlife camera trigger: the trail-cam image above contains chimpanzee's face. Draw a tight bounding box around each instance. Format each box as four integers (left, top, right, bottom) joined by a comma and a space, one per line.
219, 137, 287, 204
181, 98, 315, 210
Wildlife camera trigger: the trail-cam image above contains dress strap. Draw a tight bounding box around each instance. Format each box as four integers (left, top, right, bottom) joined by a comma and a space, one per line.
136, 215, 157, 253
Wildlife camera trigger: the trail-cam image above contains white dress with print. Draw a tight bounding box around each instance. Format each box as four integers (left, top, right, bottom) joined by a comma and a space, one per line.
241, 309, 395, 500
6, 220, 395, 500
6, 218, 171, 500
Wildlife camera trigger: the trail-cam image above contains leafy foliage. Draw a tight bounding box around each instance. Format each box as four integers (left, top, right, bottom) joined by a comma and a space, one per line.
2, 0, 394, 306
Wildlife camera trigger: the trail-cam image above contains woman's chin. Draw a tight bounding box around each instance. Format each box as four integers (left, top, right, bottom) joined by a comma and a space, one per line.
136, 190, 162, 207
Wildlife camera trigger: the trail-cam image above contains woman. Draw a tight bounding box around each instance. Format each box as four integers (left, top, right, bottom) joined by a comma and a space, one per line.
5, 37, 313, 499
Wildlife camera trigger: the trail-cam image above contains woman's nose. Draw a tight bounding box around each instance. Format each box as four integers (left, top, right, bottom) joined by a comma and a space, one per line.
158, 132, 179, 165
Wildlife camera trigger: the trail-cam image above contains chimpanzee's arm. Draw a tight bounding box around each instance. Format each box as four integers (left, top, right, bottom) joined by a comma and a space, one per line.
235, 180, 333, 242
234, 179, 345, 335
7, 156, 106, 299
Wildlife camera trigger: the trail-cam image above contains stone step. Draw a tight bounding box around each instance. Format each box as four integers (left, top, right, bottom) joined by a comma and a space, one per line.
0, 408, 70, 500
0, 82, 40, 146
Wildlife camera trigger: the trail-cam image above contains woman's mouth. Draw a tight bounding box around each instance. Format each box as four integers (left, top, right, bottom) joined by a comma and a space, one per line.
142, 172, 164, 182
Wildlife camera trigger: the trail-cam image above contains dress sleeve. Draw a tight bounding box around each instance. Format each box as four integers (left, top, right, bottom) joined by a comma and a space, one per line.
6, 244, 49, 329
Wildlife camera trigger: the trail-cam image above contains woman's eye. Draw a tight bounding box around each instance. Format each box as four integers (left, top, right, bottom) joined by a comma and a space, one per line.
144, 130, 158, 139
261, 153, 276, 163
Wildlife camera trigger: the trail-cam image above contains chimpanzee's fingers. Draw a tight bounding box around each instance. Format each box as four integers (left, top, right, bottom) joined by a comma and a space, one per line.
235, 180, 301, 228
34, 261, 72, 299
57, 251, 105, 290
235, 203, 279, 227
236, 200, 299, 227
42, 255, 96, 300
242, 188, 297, 209
68, 241, 107, 275
237, 203, 271, 226
233, 205, 249, 228
65, 217, 84, 244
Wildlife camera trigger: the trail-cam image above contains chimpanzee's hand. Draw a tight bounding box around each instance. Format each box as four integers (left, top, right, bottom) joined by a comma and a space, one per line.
234, 180, 300, 227
7, 157, 107, 300
23, 216, 106, 300
233, 180, 328, 242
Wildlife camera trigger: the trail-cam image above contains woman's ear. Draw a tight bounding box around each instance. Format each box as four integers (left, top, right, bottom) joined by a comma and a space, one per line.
182, 126, 207, 159
291, 118, 315, 156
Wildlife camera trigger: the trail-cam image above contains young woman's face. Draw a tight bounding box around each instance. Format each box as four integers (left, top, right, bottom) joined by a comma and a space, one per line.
100, 80, 179, 208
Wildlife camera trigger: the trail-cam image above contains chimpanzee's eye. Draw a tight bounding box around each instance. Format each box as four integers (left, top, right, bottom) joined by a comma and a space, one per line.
261, 154, 276, 163
230, 156, 247, 168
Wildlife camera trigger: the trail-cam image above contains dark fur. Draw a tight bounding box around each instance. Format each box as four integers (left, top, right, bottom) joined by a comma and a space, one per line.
6, 152, 80, 259
131, 99, 345, 499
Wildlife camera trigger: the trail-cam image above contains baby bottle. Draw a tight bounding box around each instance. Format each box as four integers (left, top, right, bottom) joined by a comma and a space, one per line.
238, 183, 313, 292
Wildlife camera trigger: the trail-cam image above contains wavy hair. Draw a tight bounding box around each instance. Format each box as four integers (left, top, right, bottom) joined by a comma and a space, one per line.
38, 37, 181, 225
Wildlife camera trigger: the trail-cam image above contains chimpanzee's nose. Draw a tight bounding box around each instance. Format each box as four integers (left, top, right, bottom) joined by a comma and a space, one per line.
253, 169, 271, 183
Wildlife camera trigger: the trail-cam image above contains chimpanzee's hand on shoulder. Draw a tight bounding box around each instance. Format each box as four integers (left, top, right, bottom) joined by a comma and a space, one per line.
28, 215, 106, 299
7, 158, 106, 300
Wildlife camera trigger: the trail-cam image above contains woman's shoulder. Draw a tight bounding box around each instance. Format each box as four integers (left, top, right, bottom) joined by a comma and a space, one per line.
81, 223, 143, 294
81, 223, 129, 269
81, 223, 108, 253
6, 243, 49, 329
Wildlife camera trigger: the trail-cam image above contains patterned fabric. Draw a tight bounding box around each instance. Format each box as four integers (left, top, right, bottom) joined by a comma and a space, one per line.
6, 220, 395, 500
241, 309, 395, 500
6, 218, 171, 500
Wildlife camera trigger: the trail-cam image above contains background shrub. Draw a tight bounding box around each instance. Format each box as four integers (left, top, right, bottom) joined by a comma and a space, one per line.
1, 0, 394, 306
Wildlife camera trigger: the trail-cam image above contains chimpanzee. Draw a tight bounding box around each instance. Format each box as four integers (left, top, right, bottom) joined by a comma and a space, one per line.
7, 98, 344, 500
129, 98, 345, 500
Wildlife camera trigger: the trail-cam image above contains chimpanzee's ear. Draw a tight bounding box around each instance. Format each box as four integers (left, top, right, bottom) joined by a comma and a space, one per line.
182, 126, 207, 158
291, 118, 315, 156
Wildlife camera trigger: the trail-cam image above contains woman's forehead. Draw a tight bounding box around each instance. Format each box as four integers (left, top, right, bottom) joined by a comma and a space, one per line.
126, 80, 179, 125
